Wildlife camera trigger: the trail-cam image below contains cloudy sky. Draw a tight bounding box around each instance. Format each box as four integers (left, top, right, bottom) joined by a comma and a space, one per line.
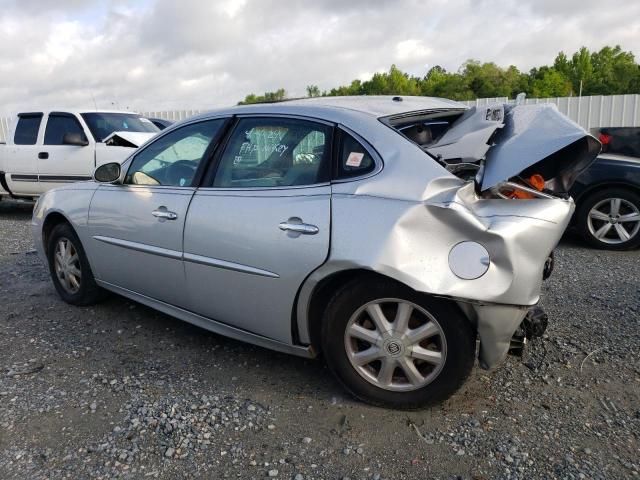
1, 0, 638, 115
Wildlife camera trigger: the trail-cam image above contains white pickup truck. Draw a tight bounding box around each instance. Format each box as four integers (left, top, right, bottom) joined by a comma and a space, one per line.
0, 109, 159, 200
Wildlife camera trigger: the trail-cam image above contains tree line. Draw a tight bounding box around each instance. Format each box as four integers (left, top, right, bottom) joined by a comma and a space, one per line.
238, 45, 640, 104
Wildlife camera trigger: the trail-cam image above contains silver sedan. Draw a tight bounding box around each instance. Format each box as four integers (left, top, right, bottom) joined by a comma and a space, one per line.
32, 96, 599, 409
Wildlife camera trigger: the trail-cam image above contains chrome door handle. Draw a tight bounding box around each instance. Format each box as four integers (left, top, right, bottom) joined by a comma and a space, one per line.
152, 208, 178, 220
279, 221, 319, 235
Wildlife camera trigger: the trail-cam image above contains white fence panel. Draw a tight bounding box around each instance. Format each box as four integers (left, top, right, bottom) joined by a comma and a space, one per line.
0, 116, 11, 144
2, 95, 640, 143
462, 94, 640, 130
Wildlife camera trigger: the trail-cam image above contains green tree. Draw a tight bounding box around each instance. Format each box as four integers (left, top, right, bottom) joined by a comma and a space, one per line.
553, 51, 571, 78
306, 85, 321, 97
420, 66, 473, 100
460, 61, 526, 98
569, 46, 593, 95
530, 67, 572, 97
237, 44, 640, 103
238, 88, 286, 105
590, 45, 639, 94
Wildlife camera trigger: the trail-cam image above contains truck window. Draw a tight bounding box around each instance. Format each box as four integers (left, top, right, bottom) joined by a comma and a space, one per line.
14, 114, 43, 145
81, 113, 159, 142
44, 114, 87, 145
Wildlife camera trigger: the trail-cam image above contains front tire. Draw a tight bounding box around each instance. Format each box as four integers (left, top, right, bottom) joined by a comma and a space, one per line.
576, 188, 640, 250
47, 223, 105, 305
321, 277, 475, 409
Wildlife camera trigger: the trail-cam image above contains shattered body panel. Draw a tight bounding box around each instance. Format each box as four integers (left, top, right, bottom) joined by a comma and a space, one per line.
293, 97, 597, 370
298, 179, 573, 368
481, 104, 600, 192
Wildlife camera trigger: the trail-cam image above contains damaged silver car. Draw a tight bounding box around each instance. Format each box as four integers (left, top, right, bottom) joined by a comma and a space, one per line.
32, 96, 599, 409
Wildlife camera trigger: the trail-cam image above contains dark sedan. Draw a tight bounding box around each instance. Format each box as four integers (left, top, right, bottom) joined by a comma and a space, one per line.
571, 153, 640, 250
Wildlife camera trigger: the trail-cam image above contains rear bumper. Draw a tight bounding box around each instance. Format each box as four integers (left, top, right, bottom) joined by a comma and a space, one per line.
458, 302, 529, 369
31, 199, 46, 263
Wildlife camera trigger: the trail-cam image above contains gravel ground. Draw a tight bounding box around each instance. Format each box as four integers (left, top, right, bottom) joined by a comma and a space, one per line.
0, 199, 638, 479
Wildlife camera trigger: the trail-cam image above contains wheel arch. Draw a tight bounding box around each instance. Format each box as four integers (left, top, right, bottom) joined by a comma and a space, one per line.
299, 269, 375, 352
297, 267, 472, 355
42, 211, 74, 256
573, 180, 640, 206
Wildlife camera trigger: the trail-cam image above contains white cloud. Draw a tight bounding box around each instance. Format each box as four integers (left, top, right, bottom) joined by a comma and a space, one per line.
396, 39, 432, 62
0, 0, 638, 116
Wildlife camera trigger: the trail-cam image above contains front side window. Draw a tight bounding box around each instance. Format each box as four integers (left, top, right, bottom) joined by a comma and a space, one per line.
81, 113, 159, 142
14, 114, 42, 145
44, 114, 87, 145
125, 119, 225, 187
213, 118, 331, 188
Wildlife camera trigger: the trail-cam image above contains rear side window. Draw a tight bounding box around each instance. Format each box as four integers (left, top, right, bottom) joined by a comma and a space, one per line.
213, 117, 331, 188
336, 130, 376, 179
14, 114, 42, 145
44, 114, 87, 145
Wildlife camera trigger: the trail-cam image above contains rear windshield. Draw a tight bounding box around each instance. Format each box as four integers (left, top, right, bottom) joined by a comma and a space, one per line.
387, 111, 465, 149
81, 113, 159, 142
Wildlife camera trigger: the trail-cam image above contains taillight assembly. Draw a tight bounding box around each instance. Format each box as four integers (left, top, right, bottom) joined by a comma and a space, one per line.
598, 133, 612, 145
506, 174, 546, 199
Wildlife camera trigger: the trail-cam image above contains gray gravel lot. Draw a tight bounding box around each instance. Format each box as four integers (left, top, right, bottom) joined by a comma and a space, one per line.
0, 199, 639, 479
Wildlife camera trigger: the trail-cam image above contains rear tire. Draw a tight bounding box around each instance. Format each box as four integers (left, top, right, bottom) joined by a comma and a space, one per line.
47, 223, 105, 305
576, 188, 640, 250
321, 277, 475, 409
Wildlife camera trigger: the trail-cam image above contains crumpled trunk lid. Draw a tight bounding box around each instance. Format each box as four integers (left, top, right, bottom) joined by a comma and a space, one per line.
426, 103, 601, 194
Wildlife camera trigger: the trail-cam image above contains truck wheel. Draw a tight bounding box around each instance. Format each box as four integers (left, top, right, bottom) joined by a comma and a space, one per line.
576, 188, 640, 250
47, 223, 105, 305
321, 277, 475, 409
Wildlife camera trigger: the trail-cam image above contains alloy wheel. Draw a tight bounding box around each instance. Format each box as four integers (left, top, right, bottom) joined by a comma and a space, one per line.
54, 237, 82, 294
344, 298, 447, 392
587, 197, 640, 245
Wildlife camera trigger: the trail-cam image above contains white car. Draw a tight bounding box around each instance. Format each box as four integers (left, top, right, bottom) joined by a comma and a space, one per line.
0, 109, 159, 200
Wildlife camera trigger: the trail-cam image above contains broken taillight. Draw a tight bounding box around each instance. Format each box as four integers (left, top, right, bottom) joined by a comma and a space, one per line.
507, 174, 545, 199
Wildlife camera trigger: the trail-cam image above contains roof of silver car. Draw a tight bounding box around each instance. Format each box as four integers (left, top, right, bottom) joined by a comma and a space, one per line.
279, 96, 468, 117
200, 95, 467, 120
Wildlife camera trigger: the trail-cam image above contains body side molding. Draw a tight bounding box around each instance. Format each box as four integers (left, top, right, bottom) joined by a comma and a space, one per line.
93, 235, 279, 278
96, 279, 312, 357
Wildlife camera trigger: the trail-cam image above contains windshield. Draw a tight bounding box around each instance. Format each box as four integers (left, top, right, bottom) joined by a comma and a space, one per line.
81, 113, 159, 142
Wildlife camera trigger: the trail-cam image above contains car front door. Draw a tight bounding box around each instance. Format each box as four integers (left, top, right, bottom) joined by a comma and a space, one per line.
183, 116, 332, 343
39, 112, 93, 189
87, 118, 227, 307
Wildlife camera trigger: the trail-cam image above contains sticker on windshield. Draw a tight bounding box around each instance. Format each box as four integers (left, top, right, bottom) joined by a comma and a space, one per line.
346, 152, 364, 167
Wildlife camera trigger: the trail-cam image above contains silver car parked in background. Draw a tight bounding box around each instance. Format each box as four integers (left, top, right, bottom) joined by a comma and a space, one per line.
33, 96, 599, 408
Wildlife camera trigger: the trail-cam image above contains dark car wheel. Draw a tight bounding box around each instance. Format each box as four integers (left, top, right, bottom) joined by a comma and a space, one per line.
576, 188, 640, 250
321, 277, 475, 409
47, 223, 105, 305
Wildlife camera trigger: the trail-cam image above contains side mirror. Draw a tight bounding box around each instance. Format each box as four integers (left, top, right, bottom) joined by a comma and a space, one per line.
63, 132, 89, 146
93, 162, 121, 183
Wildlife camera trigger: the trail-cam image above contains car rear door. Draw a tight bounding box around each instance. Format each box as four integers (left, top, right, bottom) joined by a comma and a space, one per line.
87, 118, 227, 307
4, 113, 42, 195
183, 116, 332, 344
